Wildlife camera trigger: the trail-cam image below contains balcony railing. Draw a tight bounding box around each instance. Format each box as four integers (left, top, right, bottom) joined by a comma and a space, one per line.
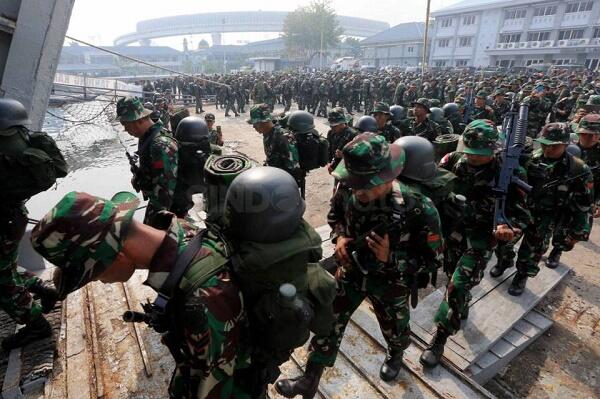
492, 39, 600, 50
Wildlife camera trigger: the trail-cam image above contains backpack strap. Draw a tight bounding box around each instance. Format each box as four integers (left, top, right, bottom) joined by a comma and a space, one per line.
138, 128, 162, 158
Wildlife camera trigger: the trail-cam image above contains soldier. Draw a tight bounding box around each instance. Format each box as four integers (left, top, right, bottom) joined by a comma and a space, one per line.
547, 114, 600, 268
471, 90, 495, 121
389, 105, 410, 136
429, 107, 454, 135
204, 113, 223, 146
507, 123, 593, 296
370, 102, 401, 143
420, 120, 531, 368
408, 98, 441, 142
443, 102, 466, 135
491, 88, 510, 125
224, 84, 240, 117
522, 83, 552, 138
326, 107, 357, 174
316, 80, 329, 118
355, 115, 378, 133
393, 80, 405, 106
248, 104, 300, 181
402, 83, 418, 107
31, 166, 329, 399
275, 133, 443, 398
116, 96, 178, 226
282, 79, 294, 112
363, 79, 375, 114
192, 81, 204, 114
0, 99, 63, 350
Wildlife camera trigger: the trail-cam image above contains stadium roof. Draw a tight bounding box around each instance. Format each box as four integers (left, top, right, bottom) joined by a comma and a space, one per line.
360, 22, 425, 45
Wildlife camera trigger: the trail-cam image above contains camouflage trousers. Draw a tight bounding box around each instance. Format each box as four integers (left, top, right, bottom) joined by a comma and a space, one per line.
307, 266, 411, 368
435, 228, 494, 335
0, 207, 42, 324
516, 213, 572, 277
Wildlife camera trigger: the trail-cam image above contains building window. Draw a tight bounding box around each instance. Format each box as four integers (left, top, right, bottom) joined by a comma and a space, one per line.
527, 31, 551, 41
440, 18, 453, 28
533, 5, 557, 16
553, 59, 576, 65
458, 37, 473, 47
565, 1, 593, 13
434, 60, 447, 67
525, 59, 544, 66
456, 59, 468, 67
499, 33, 522, 43
558, 29, 585, 40
462, 15, 476, 25
593, 27, 600, 38
505, 9, 527, 20
438, 39, 450, 48
407, 46, 414, 53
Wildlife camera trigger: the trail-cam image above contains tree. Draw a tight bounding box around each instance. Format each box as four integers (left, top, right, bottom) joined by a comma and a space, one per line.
344, 37, 363, 58
283, 0, 343, 65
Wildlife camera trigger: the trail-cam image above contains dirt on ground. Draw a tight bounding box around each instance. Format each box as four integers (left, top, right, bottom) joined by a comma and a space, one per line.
201, 101, 599, 399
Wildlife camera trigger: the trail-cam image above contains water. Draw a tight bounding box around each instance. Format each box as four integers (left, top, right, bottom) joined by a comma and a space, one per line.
26, 101, 145, 220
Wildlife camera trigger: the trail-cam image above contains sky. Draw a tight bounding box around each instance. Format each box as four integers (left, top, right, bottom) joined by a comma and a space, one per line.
66, 0, 463, 49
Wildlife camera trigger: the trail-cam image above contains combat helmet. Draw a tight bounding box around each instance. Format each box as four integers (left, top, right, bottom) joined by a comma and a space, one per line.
0, 98, 31, 130
355, 115, 378, 133
225, 166, 305, 243
429, 107, 445, 124
287, 110, 315, 135
389, 105, 407, 122
442, 102, 460, 118
394, 136, 436, 181
175, 116, 209, 142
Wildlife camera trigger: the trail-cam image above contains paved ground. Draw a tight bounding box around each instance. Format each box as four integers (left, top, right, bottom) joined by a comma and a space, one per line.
204, 101, 599, 399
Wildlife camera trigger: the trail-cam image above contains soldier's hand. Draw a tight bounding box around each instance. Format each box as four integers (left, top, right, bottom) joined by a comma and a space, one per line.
335, 236, 354, 265
494, 224, 519, 242
327, 163, 334, 174
593, 205, 600, 218
335, 149, 343, 158
366, 232, 390, 263
566, 236, 579, 247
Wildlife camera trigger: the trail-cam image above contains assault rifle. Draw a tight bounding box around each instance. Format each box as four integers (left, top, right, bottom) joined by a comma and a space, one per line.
125, 150, 148, 200
542, 164, 600, 190
464, 90, 474, 124
492, 96, 532, 232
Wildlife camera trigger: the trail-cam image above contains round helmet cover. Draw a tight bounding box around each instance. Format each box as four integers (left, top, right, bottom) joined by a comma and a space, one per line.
356, 115, 378, 133
0, 98, 30, 130
394, 136, 437, 181
389, 105, 406, 122
225, 167, 305, 243
287, 110, 315, 134
442, 102, 459, 118
175, 116, 210, 143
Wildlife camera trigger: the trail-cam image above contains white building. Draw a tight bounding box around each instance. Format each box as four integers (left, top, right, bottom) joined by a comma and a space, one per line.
429, 0, 600, 69
361, 22, 426, 68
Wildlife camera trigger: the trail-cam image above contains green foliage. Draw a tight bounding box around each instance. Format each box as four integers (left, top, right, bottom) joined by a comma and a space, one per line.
283, 0, 343, 63
344, 37, 363, 58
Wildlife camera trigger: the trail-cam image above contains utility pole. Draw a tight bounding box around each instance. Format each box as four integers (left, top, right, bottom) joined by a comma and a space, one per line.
222, 18, 226, 74
422, 0, 431, 75
319, 14, 324, 70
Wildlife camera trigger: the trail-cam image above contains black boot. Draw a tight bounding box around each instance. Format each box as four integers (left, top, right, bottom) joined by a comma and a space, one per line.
546, 248, 562, 269
508, 272, 528, 296
29, 281, 59, 313
2, 316, 52, 351
379, 349, 403, 382
490, 259, 513, 278
420, 329, 449, 368
275, 362, 324, 399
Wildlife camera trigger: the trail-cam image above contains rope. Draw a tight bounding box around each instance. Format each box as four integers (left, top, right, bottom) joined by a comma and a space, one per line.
65, 35, 230, 88
45, 99, 116, 124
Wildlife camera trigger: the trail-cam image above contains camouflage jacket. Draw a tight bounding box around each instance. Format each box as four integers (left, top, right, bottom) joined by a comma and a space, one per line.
553, 96, 577, 122
526, 150, 594, 241
327, 181, 443, 276
377, 122, 402, 143
136, 122, 179, 225
144, 213, 251, 399
439, 152, 532, 231
262, 125, 300, 173
492, 101, 510, 125
577, 142, 600, 204
208, 127, 223, 146
471, 106, 495, 122
327, 126, 357, 169
408, 118, 441, 142
447, 113, 467, 135
522, 96, 552, 137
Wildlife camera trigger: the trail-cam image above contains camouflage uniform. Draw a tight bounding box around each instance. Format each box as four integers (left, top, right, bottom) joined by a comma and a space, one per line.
371, 102, 401, 143
326, 108, 357, 171
204, 113, 223, 146
307, 134, 443, 369
434, 121, 531, 334
407, 118, 441, 142
553, 90, 581, 122
31, 192, 252, 399
247, 104, 300, 177
522, 93, 552, 138
515, 125, 594, 278
117, 97, 179, 226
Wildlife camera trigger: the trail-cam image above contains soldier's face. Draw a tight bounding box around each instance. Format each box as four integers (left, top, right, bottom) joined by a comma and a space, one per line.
373, 113, 388, 128
541, 144, 567, 159
578, 133, 600, 148
475, 97, 485, 107
353, 181, 393, 203
206, 120, 214, 128
413, 105, 427, 119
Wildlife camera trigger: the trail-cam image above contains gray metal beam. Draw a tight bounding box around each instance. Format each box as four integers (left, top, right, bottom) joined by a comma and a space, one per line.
0, 0, 75, 131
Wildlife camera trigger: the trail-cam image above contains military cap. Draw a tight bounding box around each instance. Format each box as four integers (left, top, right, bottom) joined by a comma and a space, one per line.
411, 98, 431, 113
578, 114, 600, 134
454, 96, 466, 105
332, 133, 405, 189
493, 88, 506, 97
204, 112, 216, 121
116, 96, 152, 122
464, 82, 474, 88
247, 103, 272, 124
461, 119, 499, 156
328, 107, 348, 126
475, 90, 488, 99
31, 191, 140, 298
586, 95, 600, 106
535, 123, 571, 145
572, 86, 584, 94
370, 102, 392, 115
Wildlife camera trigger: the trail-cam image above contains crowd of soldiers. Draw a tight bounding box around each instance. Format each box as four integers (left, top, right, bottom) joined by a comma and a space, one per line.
0, 64, 599, 399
